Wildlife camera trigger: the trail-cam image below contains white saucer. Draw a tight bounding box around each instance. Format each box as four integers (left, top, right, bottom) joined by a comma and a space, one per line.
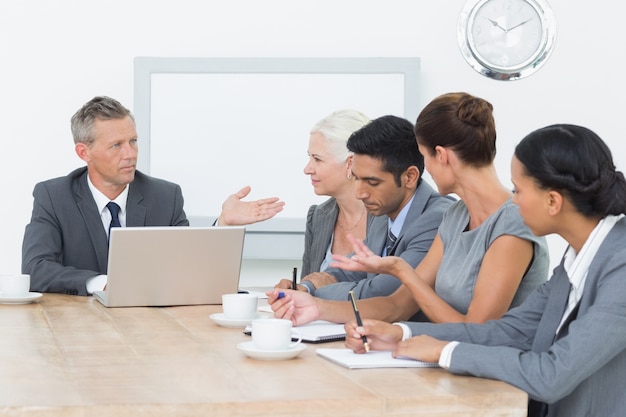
237, 341, 306, 361
0, 292, 43, 305
210, 313, 266, 328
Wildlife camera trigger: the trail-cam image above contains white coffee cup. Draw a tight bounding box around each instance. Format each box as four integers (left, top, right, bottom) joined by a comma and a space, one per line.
0, 274, 31, 298
251, 318, 302, 351
221, 293, 258, 320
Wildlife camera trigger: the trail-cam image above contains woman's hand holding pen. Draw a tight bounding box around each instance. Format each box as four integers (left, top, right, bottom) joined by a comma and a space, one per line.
345, 319, 447, 363
344, 319, 403, 353
266, 289, 321, 326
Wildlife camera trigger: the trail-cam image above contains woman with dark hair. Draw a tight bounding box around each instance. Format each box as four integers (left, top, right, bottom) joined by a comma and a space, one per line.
344, 124, 626, 417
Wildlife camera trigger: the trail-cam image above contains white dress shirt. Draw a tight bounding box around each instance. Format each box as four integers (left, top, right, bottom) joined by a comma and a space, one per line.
85, 176, 129, 294
556, 214, 622, 333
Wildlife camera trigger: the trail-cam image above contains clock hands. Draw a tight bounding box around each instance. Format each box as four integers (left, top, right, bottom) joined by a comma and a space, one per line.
506, 18, 532, 32
485, 17, 533, 33
486, 17, 507, 32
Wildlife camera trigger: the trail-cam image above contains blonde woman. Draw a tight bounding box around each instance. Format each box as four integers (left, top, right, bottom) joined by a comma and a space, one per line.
300, 110, 371, 275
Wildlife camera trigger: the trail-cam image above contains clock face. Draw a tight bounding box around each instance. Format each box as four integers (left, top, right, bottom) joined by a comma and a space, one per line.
458, 0, 556, 80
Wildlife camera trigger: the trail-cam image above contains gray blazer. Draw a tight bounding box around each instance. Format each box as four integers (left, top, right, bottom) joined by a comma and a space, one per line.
406, 217, 626, 417
312, 181, 453, 300
22, 167, 189, 295
301, 198, 375, 276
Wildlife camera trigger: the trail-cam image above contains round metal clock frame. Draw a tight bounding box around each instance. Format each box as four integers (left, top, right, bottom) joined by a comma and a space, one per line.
458, 0, 557, 81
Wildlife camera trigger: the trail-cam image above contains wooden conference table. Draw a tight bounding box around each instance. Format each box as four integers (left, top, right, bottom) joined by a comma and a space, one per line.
0, 294, 527, 416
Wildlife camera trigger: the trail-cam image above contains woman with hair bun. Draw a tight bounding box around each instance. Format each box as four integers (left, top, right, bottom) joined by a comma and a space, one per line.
344, 124, 626, 417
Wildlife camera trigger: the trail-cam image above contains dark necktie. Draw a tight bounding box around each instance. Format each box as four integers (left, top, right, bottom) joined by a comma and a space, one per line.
385, 229, 397, 256
107, 202, 121, 240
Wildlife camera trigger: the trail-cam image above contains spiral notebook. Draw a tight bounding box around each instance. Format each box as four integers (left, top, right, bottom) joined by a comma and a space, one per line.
244, 320, 346, 343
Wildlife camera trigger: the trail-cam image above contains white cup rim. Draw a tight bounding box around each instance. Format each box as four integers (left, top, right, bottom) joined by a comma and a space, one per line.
222, 293, 258, 299
251, 318, 291, 325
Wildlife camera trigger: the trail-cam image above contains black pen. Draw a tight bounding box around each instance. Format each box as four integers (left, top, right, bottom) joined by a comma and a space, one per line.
348, 290, 370, 352
292, 267, 298, 290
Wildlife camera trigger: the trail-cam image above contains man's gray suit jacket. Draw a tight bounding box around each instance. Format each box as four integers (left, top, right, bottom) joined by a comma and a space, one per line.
312, 181, 453, 300
406, 217, 626, 417
22, 167, 189, 296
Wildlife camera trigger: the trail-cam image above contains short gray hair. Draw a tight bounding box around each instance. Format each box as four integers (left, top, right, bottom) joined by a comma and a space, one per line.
70, 96, 134, 146
310, 109, 370, 162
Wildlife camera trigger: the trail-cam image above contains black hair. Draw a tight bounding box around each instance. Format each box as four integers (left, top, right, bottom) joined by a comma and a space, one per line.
347, 115, 424, 187
515, 124, 626, 217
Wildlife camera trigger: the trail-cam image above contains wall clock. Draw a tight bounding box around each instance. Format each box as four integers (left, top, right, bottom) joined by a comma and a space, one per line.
457, 0, 557, 80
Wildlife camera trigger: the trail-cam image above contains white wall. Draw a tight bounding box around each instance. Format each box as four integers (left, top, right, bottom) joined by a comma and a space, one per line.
1, 0, 624, 281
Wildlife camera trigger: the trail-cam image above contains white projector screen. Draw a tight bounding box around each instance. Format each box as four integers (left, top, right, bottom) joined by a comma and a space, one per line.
134, 57, 420, 237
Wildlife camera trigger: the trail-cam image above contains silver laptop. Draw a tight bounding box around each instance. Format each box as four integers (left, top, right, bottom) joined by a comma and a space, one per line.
94, 226, 245, 307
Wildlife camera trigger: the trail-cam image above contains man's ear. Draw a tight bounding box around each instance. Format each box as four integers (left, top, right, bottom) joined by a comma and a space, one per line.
75, 143, 91, 163
404, 166, 420, 189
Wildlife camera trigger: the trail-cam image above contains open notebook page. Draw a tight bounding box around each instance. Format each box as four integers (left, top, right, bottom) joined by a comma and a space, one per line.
316, 348, 438, 369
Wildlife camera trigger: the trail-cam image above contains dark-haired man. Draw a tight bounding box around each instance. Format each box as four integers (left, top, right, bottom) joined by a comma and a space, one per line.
276, 115, 453, 300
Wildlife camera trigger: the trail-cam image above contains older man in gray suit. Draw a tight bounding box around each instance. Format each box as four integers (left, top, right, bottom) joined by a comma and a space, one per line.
22, 96, 284, 296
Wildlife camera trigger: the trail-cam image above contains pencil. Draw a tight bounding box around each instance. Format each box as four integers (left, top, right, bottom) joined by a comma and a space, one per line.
348, 290, 370, 352
292, 267, 298, 290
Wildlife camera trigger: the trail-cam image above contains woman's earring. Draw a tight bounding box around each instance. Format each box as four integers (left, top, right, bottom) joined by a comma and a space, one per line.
347, 172, 352, 179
